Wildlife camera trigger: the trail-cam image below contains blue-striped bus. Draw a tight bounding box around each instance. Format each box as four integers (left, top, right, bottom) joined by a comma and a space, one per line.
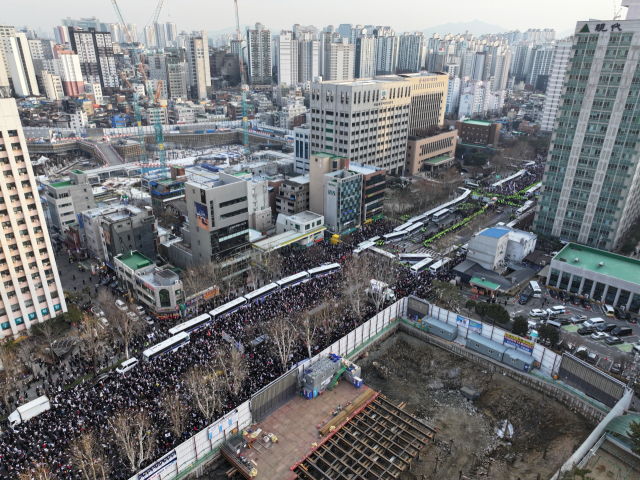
276, 272, 310, 289
168, 314, 212, 336
142, 332, 190, 362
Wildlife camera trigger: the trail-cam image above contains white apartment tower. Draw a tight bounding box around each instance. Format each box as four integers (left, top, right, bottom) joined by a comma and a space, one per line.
540, 41, 571, 133
0, 32, 40, 96
275, 31, 298, 86
0, 99, 67, 338
323, 39, 355, 81
186, 31, 210, 100
299, 39, 320, 82
67, 27, 118, 89
247, 23, 272, 85
355, 34, 377, 79
397, 32, 425, 73
373, 27, 398, 75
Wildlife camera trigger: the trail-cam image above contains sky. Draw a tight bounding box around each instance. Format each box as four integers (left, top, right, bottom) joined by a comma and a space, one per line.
3, 0, 617, 38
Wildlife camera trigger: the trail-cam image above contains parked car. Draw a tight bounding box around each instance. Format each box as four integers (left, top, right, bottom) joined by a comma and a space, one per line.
143, 316, 154, 326
529, 309, 546, 317
611, 326, 633, 337
559, 317, 573, 326
115, 299, 128, 312
99, 318, 108, 327
610, 363, 623, 375
91, 307, 104, 317
596, 323, 617, 333
591, 332, 608, 340
602, 304, 616, 317
135, 306, 146, 316
605, 336, 623, 346
548, 306, 567, 316
578, 326, 595, 335
571, 315, 588, 325
614, 307, 630, 320
126, 312, 138, 322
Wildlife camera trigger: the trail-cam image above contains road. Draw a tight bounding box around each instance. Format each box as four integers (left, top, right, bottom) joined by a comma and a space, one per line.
84, 139, 124, 165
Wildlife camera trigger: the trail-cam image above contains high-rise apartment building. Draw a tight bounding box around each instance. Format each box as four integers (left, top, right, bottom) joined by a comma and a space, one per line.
397, 32, 425, 73
0, 32, 40, 96
338, 24, 352, 40
185, 31, 210, 100
0, 98, 67, 338
167, 61, 189, 99
323, 39, 355, 81
148, 54, 168, 99
42, 71, 64, 100
61, 17, 102, 31
67, 27, 118, 90
540, 41, 571, 133
166, 23, 178, 45
298, 39, 320, 82
528, 44, 555, 87
533, 16, 640, 251
355, 34, 377, 78
52, 46, 84, 97
275, 31, 298, 86
53, 26, 68, 45
373, 27, 398, 75
247, 23, 272, 85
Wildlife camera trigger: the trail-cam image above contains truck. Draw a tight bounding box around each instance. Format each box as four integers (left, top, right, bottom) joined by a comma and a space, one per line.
366, 279, 396, 303
8, 396, 51, 427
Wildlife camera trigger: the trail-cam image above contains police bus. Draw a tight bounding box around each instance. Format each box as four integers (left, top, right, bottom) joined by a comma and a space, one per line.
394, 221, 415, 232
307, 263, 341, 278
210, 297, 248, 320
404, 222, 424, 236
244, 283, 280, 304
276, 272, 311, 289
383, 231, 407, 243
410, 257, 435, 274
432, 209, 451, 223
168, 313, 212, 336
142, 332, 190, 362
398, 253, 432, 264
429, 258, 451, 275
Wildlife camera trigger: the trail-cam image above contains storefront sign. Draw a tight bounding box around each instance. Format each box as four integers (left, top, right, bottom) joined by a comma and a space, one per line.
185, 286, 219, 307
503, 332, 534, 354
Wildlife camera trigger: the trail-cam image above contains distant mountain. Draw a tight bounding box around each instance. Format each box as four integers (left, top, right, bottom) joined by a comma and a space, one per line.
422, 20, 509, 38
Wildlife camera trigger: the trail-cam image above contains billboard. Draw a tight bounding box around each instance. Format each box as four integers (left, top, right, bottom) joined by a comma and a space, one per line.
456, 315, 482, 334
503, 332, 534, 354
195, 202, 210, 231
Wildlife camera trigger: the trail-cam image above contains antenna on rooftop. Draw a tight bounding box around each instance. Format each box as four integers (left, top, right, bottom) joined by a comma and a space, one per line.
614, 0, 624, 20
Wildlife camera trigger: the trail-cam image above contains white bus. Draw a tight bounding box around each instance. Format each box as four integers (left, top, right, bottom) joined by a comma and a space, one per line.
244, 282, 279, 304
368, 246, 397, 261
404, 222, 424, 236
352, 245, 370, 256
399, 253, 432, 264
410, 257, 434, 274
529, 281, 542, 298
394, 221, 415, 232
168, 313, 212, 336
308, 263, 341, 278
515, 200, 535, 217
432, 209, 451, 223
429, 258, 451, 275
210, 297, 247, 320
276, 272, 310, 289
383, 231, 407, 243
142, 332, 190, 362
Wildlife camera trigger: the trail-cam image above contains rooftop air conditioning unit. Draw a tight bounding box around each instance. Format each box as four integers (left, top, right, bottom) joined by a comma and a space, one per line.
599, 262, 605, 267
574, 258, 579, 262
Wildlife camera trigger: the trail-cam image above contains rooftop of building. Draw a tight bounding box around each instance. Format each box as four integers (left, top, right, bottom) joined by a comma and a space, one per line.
232, 171, 251, 177
284, 211, 322, 224
553, 243, 640, 285
479, 227, 509, 239
116, 250, 154, 271
70, 169, 85, 175
424, 154, 454, 165
470, 276, 502, 291
348, 162, 385, 175
326, 169, 361, 179
252, 224, 327, 252
460, 119, 497, 126
49, 180, 74, 189
286, 174, 310, 185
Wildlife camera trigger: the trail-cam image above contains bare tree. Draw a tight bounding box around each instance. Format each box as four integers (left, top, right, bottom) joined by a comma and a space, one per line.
365, 256, 398, 313
69, 432, 110, 480
77, 314, 108, 375
185, 365, 222, 422
31, 319, 65, 364
264, 316, 298, 372
18, 462, 58, 480
182, 263, 222, 313
162, 391, 189, 439
0, 346, 18, 411
109, 410, 156, 473
297, 310, 322, 362
216, 345, 248, 398
262, 249, 283, 283
340, 255, 371, 319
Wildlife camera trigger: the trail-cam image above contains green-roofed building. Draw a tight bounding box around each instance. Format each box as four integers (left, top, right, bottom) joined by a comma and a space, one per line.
455, 118, 501, 147
44, 169, 95, 233
549, 243, 640, 312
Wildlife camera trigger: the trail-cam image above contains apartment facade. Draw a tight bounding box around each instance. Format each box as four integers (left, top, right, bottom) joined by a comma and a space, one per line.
355, 34, 377, 79
397, 32, 425, 73
186, 31, 211, 100
276, 177, 310, 215
247, 23, 272, 85
42, 71, 64, 100
533, 17, 640, 250
540, 41, 572, 133
0, 98, 67, 338
67, 27, 118, 90
323, 40, 355, 81
0, 32, 40, 96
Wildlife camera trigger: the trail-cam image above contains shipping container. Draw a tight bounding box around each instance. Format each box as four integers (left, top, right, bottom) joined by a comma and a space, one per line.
466, 332, 508, 362
425, 317, 458, 342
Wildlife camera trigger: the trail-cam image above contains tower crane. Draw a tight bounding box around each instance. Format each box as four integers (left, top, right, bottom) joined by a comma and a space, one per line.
234, 0, 250, 155
109, 0, 167, 179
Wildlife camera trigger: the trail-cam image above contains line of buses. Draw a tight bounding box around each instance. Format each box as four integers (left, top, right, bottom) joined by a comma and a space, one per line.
141, 263, 342, 363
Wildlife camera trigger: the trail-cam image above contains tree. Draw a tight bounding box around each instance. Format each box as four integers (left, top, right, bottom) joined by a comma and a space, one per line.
162, 391, 189, 439
109, 410, 156, 472
216, 344, 248, 399
574, 349, 589, 361
465, 300, 476, 318
264, 316, 298, 372
69, 432, 110, 480
262, 249, 283, 283
31, 318, 66, 363
0, 345, 18, 412
432, 280, 465, 312
297, 310, 322, 362
185, 365, 222, 422
364, 256, 397, 313
538, 324, 560, 346
18, 462, 58, 480
512, 315, 529, 337
182, 263, 223, 313
341, 254, 372, 319
475, 303, 510, 325
98, 290, 139, 360
628, 420, 640, 454
77, 314, 108, 375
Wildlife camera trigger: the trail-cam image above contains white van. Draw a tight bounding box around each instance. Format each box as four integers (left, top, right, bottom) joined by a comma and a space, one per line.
547, 306, 566, 315
584, 317, 605, 328
116, 358, 138, 375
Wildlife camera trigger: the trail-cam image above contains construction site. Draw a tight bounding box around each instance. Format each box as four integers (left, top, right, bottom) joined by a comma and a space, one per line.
200, 329, 596, 480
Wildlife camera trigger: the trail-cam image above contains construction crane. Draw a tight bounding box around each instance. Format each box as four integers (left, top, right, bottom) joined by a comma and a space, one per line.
109, 0, 167, 178
234, 0, 250, 155
154, 81, 163, 103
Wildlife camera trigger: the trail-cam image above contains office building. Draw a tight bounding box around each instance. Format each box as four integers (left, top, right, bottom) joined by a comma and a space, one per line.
399, 71, 448, 134
533, 15, 640, 250
309, 153, 350, 215
99, 205, 157, 268
310, 76, 411, 174
355, 34, 377, 79
456, 119, 501, 146
349, 162, 386, 223
467, 227, 510, 271
323, 39, 355, 81
547, 243, 640, 311
276, 176, 310, 215
0, 32, 40, 96
294, 124, 311, 173
275, 31, 298, 86
44, 170, 95, 234
540, 41, 571, 133
397, 32, 425, 73
113, 251, 183, 319
0, 98, 67, 338
167, 59, 189, 99
405, 129, 457, 176
148, 54, 168, 99
247, 23, 272, 85
323, 169, 363, 235
41, 71, 64, 100
67, 27, 118, 90
185, 31, 210, 100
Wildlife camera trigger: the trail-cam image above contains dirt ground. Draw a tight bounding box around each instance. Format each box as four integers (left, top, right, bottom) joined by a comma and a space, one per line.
356, 333, 595, 480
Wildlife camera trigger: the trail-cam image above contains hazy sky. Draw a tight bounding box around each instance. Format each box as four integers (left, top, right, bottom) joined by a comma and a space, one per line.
3, 0, 616, 37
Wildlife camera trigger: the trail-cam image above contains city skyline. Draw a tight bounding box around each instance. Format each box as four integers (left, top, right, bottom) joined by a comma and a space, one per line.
3, 0, 615, 39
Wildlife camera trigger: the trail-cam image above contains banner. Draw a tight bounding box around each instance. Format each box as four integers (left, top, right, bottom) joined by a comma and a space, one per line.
209, 410, 239, 439
456, 315, 482, 334
503, 332, 534, 354
138, 450, 176, 480
194, 202, 210, 230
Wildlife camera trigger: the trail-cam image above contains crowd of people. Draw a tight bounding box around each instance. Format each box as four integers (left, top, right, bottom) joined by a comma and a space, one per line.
484, 153, 546, 197
0, 161, 543, 479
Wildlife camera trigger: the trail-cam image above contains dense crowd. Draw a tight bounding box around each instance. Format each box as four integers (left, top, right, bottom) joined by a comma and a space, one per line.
0, 161, 542, 479
484, 153, 546, 196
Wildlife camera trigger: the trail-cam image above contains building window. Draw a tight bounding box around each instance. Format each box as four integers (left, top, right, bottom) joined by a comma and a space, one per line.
159, 289, 171, 308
